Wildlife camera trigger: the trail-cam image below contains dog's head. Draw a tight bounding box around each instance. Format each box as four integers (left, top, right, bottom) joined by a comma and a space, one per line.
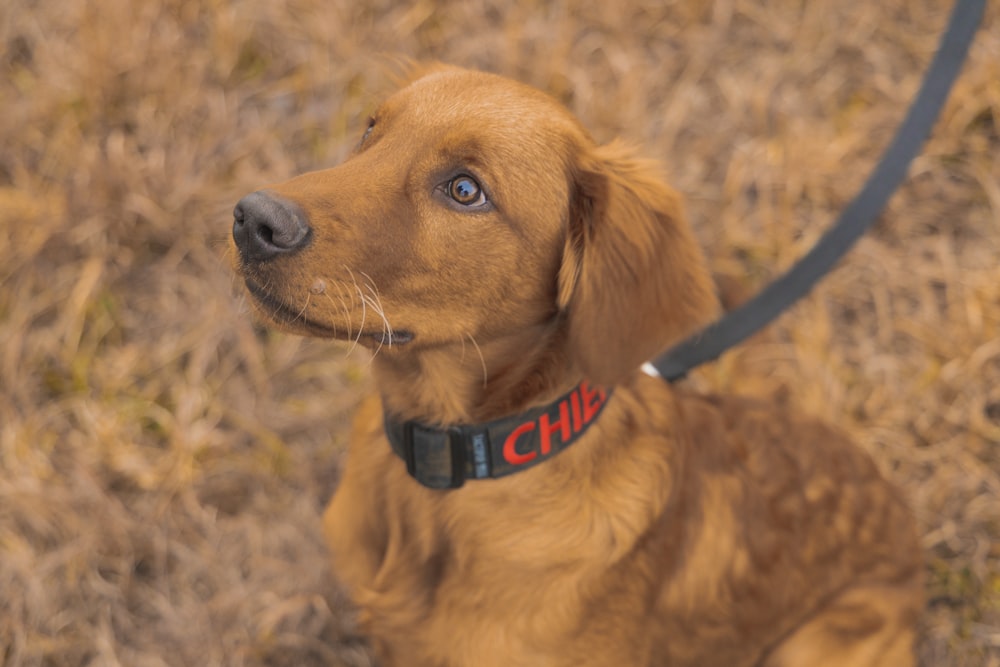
232, 65, 719, 386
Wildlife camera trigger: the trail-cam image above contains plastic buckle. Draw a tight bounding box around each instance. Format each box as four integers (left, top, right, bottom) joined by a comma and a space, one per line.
402, 423, 467, 490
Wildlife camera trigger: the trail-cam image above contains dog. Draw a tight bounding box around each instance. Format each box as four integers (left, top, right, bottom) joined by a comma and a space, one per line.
231, 64, 924, 667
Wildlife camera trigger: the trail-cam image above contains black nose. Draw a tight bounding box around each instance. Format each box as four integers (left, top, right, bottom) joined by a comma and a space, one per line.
233, 191, 311, 262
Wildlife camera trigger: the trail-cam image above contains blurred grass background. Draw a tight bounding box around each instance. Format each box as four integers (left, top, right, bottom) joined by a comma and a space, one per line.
1, 0, 998, 665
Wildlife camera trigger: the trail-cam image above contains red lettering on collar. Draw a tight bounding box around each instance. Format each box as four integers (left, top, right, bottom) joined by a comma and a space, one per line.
580, 381, 607, 423
501, 383, 609, 467
570, 390, 582, 432
539, 399, 571, 455
503, 421, 537, 465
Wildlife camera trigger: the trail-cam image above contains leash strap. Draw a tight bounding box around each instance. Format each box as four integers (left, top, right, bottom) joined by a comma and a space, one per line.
384, 382, 612, 489
650, 0, 985, 381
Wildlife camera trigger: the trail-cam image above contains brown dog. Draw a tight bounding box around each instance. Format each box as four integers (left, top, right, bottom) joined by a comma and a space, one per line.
231, 65, 923, 667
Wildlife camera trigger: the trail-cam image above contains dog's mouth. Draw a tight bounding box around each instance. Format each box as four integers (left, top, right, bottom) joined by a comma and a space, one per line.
244, 279, 414, 345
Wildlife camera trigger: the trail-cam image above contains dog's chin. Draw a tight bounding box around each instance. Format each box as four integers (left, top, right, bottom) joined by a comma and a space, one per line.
243, 279, 414, 346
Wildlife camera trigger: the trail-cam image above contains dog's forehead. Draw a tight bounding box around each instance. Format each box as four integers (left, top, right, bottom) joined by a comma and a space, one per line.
385, 69, 585, 147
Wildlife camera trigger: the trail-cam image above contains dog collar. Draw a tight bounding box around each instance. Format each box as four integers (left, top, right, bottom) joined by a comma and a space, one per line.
383, 381, 612, 490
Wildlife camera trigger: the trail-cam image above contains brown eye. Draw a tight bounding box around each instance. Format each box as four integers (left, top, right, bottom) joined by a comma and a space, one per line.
448, 175, 486, 206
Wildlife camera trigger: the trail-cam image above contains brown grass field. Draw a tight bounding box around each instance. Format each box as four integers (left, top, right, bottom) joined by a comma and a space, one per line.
1, 0, 998, 664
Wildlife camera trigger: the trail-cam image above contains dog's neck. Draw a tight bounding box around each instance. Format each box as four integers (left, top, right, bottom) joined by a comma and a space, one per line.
371, 322, 574, 426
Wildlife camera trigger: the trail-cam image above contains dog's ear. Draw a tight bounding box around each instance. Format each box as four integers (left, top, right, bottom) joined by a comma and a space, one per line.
557, 140, 721, 386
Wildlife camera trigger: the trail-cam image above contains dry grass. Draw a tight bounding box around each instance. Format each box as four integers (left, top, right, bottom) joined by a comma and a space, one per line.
1, 0, 998, 665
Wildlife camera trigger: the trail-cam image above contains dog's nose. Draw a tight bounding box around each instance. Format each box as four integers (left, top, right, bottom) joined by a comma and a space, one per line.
233, 191, 311, 262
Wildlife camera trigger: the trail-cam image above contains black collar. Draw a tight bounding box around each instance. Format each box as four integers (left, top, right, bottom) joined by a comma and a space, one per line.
383, 381, 612, 489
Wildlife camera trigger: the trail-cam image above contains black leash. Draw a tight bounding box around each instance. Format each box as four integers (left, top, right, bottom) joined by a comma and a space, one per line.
650, 0, 986, 381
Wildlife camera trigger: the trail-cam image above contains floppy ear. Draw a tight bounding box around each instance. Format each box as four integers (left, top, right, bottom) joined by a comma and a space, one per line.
557, 139, 721, 386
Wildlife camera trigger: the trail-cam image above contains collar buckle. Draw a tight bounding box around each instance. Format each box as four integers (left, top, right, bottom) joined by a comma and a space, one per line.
402, 423, 467, 490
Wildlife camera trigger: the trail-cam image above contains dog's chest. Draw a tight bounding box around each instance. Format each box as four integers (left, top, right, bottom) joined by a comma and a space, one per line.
325, 431, 667, 665
371, 550, 664, 667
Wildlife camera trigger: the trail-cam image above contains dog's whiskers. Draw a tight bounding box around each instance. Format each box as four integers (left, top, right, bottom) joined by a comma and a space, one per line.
343, 265, 359, 312
351, 285, 368, 354
314, 273, 401, 359
330, 281, 353, 341
360, 272, 394, 349
295, 291, 311, 322
337, 267, 367, 355
466, 332, 488, 388
257, 275, 291, 325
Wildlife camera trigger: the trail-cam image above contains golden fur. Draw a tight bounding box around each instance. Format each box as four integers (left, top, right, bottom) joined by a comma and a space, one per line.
232, 65, 923, 666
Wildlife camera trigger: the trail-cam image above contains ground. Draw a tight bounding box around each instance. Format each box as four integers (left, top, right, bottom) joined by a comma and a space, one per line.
0, 0, 998, 665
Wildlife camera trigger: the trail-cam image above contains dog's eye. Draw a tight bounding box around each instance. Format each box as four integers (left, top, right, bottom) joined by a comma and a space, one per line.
360, 117, 375, 145
448, 175, 486, 207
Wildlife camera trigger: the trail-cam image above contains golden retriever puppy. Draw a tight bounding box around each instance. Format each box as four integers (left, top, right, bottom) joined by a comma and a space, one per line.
231, 64, 923, 667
